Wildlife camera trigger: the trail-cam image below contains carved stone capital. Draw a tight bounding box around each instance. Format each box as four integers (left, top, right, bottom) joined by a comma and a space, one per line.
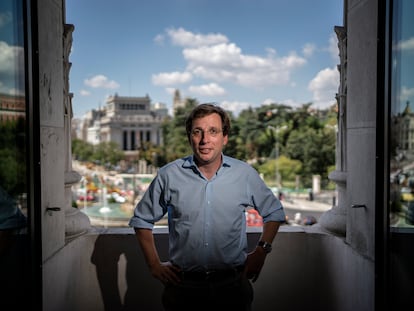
64, 170, 90, 240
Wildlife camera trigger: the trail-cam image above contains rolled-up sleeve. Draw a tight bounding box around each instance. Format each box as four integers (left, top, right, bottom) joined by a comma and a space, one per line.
249, 170, 286, 223
128, 175, 167, 229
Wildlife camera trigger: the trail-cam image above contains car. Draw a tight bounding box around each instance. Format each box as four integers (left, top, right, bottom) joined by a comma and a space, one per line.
111, 192, 126, 203
78, 194, 95, 201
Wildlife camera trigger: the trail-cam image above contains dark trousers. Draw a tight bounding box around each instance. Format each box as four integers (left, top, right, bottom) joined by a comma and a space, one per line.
162, 272, 253, 311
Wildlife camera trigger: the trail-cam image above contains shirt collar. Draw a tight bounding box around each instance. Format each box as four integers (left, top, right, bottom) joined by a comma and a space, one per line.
182, 154, 231, 171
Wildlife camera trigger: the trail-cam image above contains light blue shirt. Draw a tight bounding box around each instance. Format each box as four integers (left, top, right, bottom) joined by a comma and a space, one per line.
129, 154, 285, 271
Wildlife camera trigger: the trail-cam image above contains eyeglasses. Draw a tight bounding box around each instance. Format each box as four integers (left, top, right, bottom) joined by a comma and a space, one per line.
190, 128, 223, 138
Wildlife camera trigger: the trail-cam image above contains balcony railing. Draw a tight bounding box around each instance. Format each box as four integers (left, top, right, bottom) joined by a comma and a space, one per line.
28, 225, 371, 311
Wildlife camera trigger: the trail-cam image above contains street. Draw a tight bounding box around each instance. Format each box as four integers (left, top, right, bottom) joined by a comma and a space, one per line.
279, 193, 333, 226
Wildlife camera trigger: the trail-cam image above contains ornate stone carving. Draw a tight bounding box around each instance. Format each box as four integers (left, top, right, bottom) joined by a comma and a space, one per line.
63, 24, 90, 240
318, 26, 347, 236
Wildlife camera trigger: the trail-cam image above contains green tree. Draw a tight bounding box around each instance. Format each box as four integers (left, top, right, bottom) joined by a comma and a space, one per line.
72, 140, 123, 166
265, 103, 334, 187
302, 127, 336, 187
162, 99, 197, 162
71, 100, 337, 190
285, 130, 307, 164
222, 110, 241, 158
72, 139, 94, 161
258, 155, 302, 186
138, 141, 164, 167
0, 118, 26, 196
235, 107, 265, 160
92, 141, 124, 166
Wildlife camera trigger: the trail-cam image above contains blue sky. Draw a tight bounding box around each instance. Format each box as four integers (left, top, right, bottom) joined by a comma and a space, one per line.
66, 0, 344, 118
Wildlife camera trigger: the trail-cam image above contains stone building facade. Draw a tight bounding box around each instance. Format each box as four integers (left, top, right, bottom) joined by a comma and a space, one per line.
0, 93, 25, 121
80, 94, 167, 151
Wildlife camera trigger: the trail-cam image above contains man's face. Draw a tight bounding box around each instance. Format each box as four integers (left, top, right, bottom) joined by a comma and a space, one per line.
190, 113, 228, 167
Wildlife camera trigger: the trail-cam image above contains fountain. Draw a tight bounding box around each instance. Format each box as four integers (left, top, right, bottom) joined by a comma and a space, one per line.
75, 172, 154, 227
99, 186, 111, 214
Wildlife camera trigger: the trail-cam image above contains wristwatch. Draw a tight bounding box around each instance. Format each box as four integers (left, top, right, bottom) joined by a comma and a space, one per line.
258, 240, 272, 254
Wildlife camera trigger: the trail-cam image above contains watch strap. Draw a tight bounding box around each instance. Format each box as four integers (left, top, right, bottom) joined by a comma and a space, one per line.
258, 240, 272, 253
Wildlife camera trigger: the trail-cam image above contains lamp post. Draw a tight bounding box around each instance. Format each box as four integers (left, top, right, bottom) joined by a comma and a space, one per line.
267, 125, 287, 188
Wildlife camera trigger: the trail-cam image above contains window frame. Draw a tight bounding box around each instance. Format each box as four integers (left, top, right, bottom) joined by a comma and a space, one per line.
24, 0, 42, 307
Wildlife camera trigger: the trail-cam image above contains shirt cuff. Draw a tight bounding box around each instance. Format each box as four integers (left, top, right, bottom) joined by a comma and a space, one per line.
262, 208, 286, 223
128, 217, 154, 230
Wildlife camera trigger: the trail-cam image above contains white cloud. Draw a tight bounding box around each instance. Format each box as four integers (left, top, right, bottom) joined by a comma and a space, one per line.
183, 43, 242, 67
262, 98, 303, 108
153, 34, 165, 45
84, 75, 120, 89
0, 41, 24, 75
8, 88, 24, 96
328, 34, 340, 62
266, 48, 276, 56
220, 100, 251, 116
165, 87, 177, 95
302, 43, 316, 57
0, 41, 24, 94
279, 98, 304, 107
401, 85, 414, 102
308, 67, 339, 109
396, 37, 414, 51
152, 71, 192, 86
188, 83, 226, 96
154, 28, 306, 90
166, 27, 228, 47
80, 89, 91, 96
262, 98, 277, 106
0, 82, 23, 96
183, 43, 306, 88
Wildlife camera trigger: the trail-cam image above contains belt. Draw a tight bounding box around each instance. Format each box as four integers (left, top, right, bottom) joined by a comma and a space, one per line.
179, 266, 244, 282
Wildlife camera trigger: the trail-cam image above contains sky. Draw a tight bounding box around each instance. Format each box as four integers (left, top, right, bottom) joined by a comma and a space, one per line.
65, 0, 344, 118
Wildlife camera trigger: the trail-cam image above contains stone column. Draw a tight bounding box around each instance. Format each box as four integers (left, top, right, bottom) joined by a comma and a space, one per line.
318, 26, 347, 236
63, 24, 90, 240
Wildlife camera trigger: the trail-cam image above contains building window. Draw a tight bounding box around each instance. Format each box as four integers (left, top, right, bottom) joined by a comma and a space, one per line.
123, 130, 127, 150
389, 0, 414, 230
146, 130, 150, 143
131, 130, 135, 150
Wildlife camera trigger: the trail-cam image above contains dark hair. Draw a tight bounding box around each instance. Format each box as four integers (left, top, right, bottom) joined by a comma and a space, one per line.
185, 103, 231, 140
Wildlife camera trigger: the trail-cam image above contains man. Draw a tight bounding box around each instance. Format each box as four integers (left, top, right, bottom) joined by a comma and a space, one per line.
129, 103, 285, 311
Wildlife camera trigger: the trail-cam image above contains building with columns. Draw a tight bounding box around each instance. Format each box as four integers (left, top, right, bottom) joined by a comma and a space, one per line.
0, 93, 25, 121
393, 101, 414, 153
80, 94, 167, 151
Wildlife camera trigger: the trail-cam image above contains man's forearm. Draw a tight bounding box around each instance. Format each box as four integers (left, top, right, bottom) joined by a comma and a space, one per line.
259, 221, 281, 244
134, 228, 161, 268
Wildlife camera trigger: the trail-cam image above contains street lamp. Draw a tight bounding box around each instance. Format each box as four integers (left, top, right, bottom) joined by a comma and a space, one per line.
267, 125, 287, 188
